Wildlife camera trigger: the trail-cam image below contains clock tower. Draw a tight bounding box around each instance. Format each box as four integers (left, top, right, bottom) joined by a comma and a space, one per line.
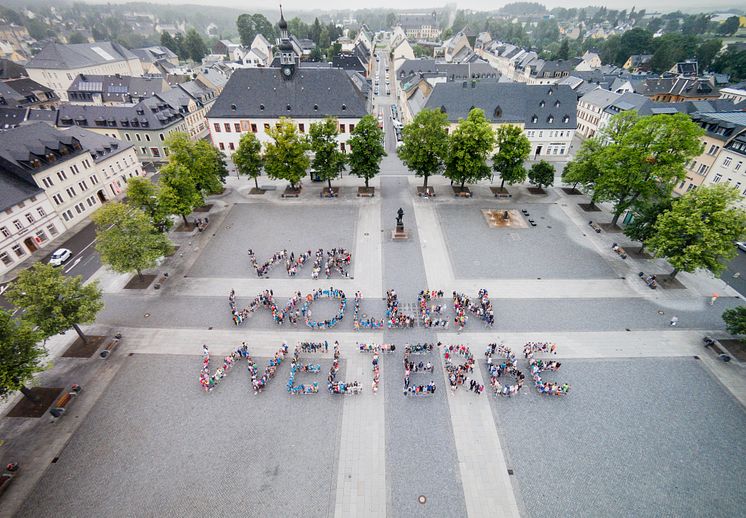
277, 6, 296, 80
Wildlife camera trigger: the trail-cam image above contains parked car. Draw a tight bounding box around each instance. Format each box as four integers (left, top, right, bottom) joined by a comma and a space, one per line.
736, 241, 746, 252
49, 248, 72, 267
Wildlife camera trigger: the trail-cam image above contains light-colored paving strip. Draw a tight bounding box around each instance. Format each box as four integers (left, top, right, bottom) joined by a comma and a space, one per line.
437, 334, 520, 518
333, 347, 386, 518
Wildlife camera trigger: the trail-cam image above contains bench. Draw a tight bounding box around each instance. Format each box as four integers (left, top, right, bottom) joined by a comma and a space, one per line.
638, 272, 657, 289
0, 463, 19, 498
153, 272, 169, 290
49, 384, 82, 419
521, 209, 529, 216
259, 185, 277, 191
612, 243, 628, 259
528, 219, 537, 227
100, 334, 122, 359
589, 221, 602, 233
703, 337, 732, 362
455, 191, 472, 198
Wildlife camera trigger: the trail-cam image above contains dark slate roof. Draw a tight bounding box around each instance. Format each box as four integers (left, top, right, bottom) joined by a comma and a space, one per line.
423, 82, 577, 129
632, 77, 719, 98
208, 67, 368, 119
0, 122, 84, 185
0, 59, 27, 80
0, 168, 43, 212
55, 97, 184, 130
61, 126, 132, 163
332, 54, 365, 73
26, 109, 57, 123
27, 42, 137, 70
0, 107, 28, 128
68, 74, 169, 102
398, 13, 437, 31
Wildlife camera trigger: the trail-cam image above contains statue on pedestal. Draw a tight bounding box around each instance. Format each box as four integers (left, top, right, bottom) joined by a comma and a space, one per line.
396, 208, 404, 232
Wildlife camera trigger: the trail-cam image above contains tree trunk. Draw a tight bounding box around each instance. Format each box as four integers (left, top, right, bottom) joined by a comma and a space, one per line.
327, 178, 332, 189
611, 212, 621, 227
20, 385, 39, 403
365, 177, 369, 188
573, 181, 578, 189
460, 178, 466, 190
500, 177, 506, 189
73, 323, 87, 344
137, 269, 144, 282
254, 176, 259, 189
423, 173, 429, 189
670, 267, 680, 279
182, 214, 189, 227
639, 243, 646, 254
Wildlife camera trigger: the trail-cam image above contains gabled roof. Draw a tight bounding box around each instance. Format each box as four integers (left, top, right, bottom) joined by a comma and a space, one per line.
55, 97, 184, 131
423, 82, 577, 129
60, 126, 132, 163
68, 74, 169, 102
208, 67, 367, 119
0, 107, 28, 128
579, 89, 621, 109
27, 41, 137, 70
0, 168, 43, 212
131, 46, 178, 64
332, 54, 366, 72
0, 58, 26, 79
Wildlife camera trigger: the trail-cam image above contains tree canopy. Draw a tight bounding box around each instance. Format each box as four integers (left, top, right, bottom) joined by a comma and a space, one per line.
165, 133, 228, 196
126, 177, 171, 231
158, 162, 204, 226
492, 124, 530, 189
5, 263, 103, 343
444, 108, 495, 190
93, 202, 172, 281
398, 108, 449, 189
233, 132, 264, 189
0, 309, 44, 401
264, 118, 310, 189
348, 114, 386, 188
722, 306, 746, 337
647, 184, 746, 278
309, 117, 347, 189
528, 160, 555, 189
236, 13, 276, 46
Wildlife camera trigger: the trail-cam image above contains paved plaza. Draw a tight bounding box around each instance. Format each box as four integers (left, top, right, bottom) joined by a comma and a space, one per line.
2, 174, 746, 518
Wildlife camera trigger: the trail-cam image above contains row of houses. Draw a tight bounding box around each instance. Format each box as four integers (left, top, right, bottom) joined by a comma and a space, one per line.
0, 123, 143, 275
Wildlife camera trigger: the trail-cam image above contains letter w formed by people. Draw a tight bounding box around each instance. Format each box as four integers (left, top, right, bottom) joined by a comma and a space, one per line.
247, 248, 352, 279
200, 343, 290, 394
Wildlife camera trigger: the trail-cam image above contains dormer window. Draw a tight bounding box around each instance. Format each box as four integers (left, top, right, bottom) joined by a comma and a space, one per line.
342, 104, 347, 111
563, 115, 570, 123
531, 114, 538, 124
259, 104, 265, 111
539, 100, 545, 108
554, 100, 561, 108
286, 104, 291, 111
547, 115, 554, 123
493, 105, 502, 118
313, 104, 319, 111
547, 88, 553, 95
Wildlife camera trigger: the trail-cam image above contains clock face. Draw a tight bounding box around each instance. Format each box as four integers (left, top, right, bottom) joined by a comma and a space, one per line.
283, 67, 291, 76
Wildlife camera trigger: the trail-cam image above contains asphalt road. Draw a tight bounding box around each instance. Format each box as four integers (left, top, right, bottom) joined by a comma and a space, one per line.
721, 248, 746, 297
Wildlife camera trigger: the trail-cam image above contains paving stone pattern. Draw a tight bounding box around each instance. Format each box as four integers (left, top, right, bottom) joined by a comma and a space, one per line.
437, 203, 617, 280
18, 354, 344, 518
483, 357, 746, 518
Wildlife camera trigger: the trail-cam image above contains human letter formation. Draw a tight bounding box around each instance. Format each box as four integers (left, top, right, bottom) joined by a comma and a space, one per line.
247, 248, 351, 279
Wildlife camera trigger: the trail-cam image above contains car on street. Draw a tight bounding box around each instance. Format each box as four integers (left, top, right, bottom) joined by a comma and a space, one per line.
737, 241, 746, 252
49, 248, 72, 267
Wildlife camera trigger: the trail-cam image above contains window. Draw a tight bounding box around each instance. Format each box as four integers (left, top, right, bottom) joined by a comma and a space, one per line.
686, 183, 696, 192
264, 123, 270, 131
66, 187, 77, 198
145, 134, 151, 142
298, 123, 305, 133
251, 123, 257, 133
37, 207, 46, 218
47, 224, 58, 236
0, 252, 12, 266
57, 171, 67, 181
229, 142, 235, 150
86, 197, 95, 207
72, 164, 80, 175
90, 174, 99, 185
0, 227, 9, 237
12, 244, 25, 257
713, 173, 722, 183
52, 194, 64, 205
697, 164, 709, 176
25, 213, 34, 224
78, 181, 88, 191
214, 123, 221, 132
12, 220, 22, 230
723, 157, 732, 167
219, 142, 225, 150
737, 161, 743, 172
125, 134, 131, 141
340, 124, 346, 133
234, 123, 241, 132
349, 124, 355, 132
42, 177, 54, 188
707, 144, 719, 155
151, 148, 161, 157
224, 123, 231, 132
35, 230, 47, 243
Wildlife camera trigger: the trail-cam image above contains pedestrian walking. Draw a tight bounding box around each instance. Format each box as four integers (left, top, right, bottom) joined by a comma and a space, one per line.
710, 293, 719, 306
670, 316, 679, 327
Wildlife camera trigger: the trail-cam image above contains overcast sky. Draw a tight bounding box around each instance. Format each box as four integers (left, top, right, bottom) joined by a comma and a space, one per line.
95, 0, 742, 13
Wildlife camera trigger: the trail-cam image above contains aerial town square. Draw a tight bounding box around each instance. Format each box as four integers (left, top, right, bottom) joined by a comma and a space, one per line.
0, 2, 746, 518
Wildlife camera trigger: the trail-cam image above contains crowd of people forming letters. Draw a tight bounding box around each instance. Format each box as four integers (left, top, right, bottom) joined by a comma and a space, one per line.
228, 287, 347, 329
247, 248, 351, 279
199, 338, 568, 397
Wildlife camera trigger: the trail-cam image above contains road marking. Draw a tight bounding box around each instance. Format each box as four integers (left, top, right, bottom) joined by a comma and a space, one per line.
65, 257, 82, 273
0, 284, 7, 296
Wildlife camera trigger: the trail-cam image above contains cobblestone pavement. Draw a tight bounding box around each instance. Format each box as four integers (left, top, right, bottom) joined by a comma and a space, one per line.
481, 357, 746, 518
7, 172, 746, 518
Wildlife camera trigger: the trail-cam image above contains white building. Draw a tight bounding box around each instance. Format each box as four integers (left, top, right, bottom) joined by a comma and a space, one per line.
576, 88, 622, 139
26, 42, 144, 101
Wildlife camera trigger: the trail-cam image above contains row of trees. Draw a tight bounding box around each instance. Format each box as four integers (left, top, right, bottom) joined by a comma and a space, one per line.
232, 115, 386, 191
398, 108, 554, 192
160, 29, 209, 63
563, 111, 746, 279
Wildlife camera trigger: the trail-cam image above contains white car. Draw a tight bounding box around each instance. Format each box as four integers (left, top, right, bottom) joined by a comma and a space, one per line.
737, 241, 746, 252
49, 248, 72, 267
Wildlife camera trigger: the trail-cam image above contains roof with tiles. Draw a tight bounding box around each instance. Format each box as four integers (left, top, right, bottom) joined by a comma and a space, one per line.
27, 41, 137, 70
423, 82, 577, 129
207, 67, 367, 119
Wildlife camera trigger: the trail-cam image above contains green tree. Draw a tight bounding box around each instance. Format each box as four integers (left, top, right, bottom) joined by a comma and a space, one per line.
309, 117, 347, 190
445, 108, 495, 190
412, 44, 432, 58
165, 133, 227, 195
232, 132, 264, 189
158, 163, 203, 226
386, 12, 397, 28
398, 108, 449, 189
696, 39, 723, 72
492, 124, 530, 189
556, 38, 569, 60
348, 114, 386, 189
528, 160, 555, 189
0, 309, 45, 402
6, 263, 103, 344
184, 28, 208, 63
647, 184, 746, 278
562, 138, 605, 205
622, 196, 672, 252
126, 177, 171, 231
712, 48, 746, 82
236, 13, 275, 46
718, 16, 741, 36
92, 203, 172, 282
264, 118, 309, 189
722, 306, 746, 337
68, 31, 87, 44
173, 32, 189, 61
593, 111, 704, 226
160, 31, 181, 59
